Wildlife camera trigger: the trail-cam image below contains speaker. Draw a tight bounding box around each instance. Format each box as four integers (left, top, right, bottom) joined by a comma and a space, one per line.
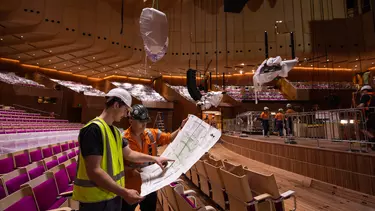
224, 0, 248, 13
187, 69, 202, 101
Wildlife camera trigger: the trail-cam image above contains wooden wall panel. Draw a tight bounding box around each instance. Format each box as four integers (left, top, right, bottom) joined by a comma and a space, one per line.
221, 135, 375, 196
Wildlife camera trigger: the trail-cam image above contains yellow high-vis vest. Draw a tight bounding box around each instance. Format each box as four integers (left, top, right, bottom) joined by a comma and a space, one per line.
72, 118, 125, 203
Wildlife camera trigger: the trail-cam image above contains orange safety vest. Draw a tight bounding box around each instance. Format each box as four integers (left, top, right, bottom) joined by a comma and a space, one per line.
123, 127, 171, 192
260, 112, 270, 120
275, 113, 284, 121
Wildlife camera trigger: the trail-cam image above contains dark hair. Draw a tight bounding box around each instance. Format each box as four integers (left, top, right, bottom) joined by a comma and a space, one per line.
105, 97, 126, 109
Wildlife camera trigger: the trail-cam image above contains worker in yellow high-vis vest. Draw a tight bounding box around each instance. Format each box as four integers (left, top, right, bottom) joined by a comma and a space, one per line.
72, 88, 172, 211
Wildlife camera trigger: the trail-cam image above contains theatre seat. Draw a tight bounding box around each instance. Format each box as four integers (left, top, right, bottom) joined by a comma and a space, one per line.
25, 161, 46, 180
195, 154, 211, 197
0, 187, 39, 211
13, 150, 30, 168
28, 147, 43, 162
203, 157, 227, 210
0, 153, 15, 175
21, 173, 67, 211
0, 168, 30, 200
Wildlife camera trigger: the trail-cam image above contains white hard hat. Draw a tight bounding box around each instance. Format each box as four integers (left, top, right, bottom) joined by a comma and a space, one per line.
264, 107, 269, 110
360, 85, 373, 92
105, 88, 132, 108
287, 103, 292, 108
279, 108, 283, 112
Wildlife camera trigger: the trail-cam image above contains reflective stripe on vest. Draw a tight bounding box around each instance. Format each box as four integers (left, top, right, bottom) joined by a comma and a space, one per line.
146, 129, 156, 144
156, 129, 162, 140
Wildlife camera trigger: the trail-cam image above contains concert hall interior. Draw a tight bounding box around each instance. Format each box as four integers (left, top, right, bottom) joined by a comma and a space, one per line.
0, 0, 375, 211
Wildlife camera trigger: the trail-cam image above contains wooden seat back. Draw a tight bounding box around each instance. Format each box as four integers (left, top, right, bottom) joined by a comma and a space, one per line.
244, 167, 281, 198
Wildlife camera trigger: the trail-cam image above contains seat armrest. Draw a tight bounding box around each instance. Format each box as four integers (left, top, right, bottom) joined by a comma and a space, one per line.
253, 193, 272, 202
59, 190, 73, 197
183, 190, 197, 195
280, 190, 295, 199
204, 205, 217, 211
47, 208, 72, 211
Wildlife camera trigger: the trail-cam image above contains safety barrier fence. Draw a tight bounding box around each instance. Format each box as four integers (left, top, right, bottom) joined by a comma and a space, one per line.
223, 107, 375, 152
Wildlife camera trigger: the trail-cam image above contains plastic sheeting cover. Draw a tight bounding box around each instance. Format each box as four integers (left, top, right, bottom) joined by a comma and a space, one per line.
140, 8, 168, 62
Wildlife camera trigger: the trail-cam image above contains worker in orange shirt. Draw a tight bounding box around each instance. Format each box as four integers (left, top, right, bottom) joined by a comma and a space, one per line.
275, 109, 285, 137
260, 107, 270, 137
285, 104, 295, 136
122, 104, 188, 211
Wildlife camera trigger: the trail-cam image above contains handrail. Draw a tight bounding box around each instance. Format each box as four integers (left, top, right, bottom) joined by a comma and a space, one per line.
12, 104, 60, 117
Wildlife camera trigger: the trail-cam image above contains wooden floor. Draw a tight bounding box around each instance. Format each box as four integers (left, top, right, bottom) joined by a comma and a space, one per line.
240, 134, 375, 154
205, 144, 375, 211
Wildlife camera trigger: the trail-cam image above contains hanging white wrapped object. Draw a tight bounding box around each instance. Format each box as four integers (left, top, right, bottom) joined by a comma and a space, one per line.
253, 56, 298, 104
197, 91, 224, 110
139, 8, 169, 62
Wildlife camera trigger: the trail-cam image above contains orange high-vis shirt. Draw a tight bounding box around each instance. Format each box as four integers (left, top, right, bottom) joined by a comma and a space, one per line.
123, 127, 171, 192
286, 109, 295, 114
275, 113, 284, 121
260, 112, 270, 120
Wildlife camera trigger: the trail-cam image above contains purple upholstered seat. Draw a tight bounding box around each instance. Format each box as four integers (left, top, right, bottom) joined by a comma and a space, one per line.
75, 149, 80, 155
30, 149, 43, 162
54, 169, 70, 193
28, 166, 45, 180
61, 143, 69, 152
0, 185, 6, 200
4, 195, 39, 211
57, 155, 68, 164
14, 153, 30, 168
52, 145, 61, 155
5, 173, 29, 194
46, 160, 58, 170
66, 162, 77, 182
0, 157, 14, 174
42, 147, 52, 158
67, 151, 76, 159
33, 178, 66, 211
68, 142, 75, 149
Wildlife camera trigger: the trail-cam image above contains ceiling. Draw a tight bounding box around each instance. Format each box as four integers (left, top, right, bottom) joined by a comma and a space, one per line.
1, 0, 375, 80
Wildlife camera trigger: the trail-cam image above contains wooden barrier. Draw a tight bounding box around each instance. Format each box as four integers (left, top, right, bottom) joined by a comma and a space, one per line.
221, 134, 375, 196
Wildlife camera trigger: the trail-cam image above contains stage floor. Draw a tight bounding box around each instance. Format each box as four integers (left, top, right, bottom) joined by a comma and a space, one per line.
234, 134, 375, 155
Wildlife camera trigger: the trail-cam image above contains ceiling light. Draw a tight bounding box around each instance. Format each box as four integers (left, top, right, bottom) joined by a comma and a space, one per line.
115, 71, 117, 73
138, 69, 139, 72
20, 35, 23, 38
103, 68, 106, 70
149, 66, 151, 68
78, 67, 81, 70
324, 65, 326, 67
64, 64, 66, 66
239, 70, 243, 74
0, 38, 3, 41
36, 62, 39, 65
241, 63, 245, 66
355, 65, 357, 67
93, 57, 95, 59
32, 54, 35, 56
69, 69, 72, 71
327, 59, 329, 61
92, 71, 94, 73
54, 66, 56, 68
77, 61, 79, 63
338, 66, 340, 67
18, 56, 20, 58
372, 62, 374, 64
105, 74, 107, 76
49, 50, 52, 53
49, 60, 51, 62
311, 65, 313, 67
299, 64, 301, 66
116, 64, 118, 67
356, 58, 358, 60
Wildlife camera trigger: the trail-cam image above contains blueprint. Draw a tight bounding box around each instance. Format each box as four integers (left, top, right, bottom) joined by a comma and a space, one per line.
139, 115, 221, 196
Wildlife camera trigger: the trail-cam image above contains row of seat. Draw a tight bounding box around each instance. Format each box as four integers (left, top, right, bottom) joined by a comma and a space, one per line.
184, 153, 296, 211
0, 156, 78, 211
0, 114, 53, 119
0, 118, 69, 123
0, 111, 40, 116
0, 140, 79, 175
158, 180, 216, 211
0, 128, 81, 134
0, 148, 78, 202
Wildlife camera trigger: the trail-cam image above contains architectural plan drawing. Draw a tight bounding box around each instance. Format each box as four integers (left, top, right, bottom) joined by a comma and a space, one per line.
139, 115, 221, 196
